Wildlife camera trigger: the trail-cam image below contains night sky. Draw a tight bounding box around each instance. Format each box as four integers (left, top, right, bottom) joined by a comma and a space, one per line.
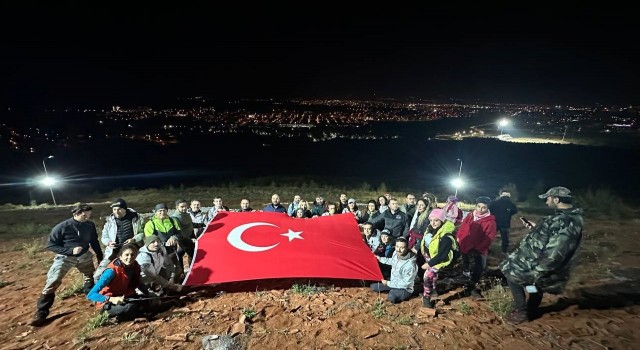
2, 4, 638, 107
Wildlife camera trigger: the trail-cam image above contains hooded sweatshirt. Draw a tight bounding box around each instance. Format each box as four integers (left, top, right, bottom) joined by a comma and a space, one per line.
378, 251, 418, 293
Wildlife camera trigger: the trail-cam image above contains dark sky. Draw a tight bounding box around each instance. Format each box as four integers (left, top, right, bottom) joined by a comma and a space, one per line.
1, 4, 638, 106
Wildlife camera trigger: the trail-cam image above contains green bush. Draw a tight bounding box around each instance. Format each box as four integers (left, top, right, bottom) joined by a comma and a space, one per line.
575, 188, 634, 219
484, 278, 513, 319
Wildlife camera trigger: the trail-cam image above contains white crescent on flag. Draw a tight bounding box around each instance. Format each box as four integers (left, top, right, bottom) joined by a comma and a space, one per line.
226, 222, 280, 252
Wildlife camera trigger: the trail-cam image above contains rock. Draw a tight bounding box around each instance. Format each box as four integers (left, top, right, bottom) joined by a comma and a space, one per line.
165, 333, 188, 341
289, 328, 299, 334
362, 327, 379, 339
238, 314, 246, 324
202, 334, 241, 350
417, 308, 437, 318
230, 322, 246, 336
324, 299, 335, 305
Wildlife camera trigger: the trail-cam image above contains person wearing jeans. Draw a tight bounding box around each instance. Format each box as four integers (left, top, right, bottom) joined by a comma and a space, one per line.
371, 237, 417, 304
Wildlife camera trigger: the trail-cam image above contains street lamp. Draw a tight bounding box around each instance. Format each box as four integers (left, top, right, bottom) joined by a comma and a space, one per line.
562, 125, 568, 142
42, 155, 57, 205
454, 158, 463, 197
498, 119, 509, 135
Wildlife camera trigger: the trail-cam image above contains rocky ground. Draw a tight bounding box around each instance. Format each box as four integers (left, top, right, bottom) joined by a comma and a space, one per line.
1, 208, 639, 350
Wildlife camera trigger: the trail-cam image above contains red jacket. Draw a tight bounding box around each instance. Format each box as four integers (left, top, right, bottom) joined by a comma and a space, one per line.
456, 212, 497, 255
95, 259, 141, 309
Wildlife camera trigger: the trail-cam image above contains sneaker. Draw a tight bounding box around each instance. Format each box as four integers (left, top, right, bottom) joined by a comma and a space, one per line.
505, 310, 528, 324
462, 271, 471, 278
30, 311, 48, 327
422, 296, 433, 308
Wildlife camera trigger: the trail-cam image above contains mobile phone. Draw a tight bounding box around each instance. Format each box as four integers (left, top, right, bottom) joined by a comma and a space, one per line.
520, 217, 531, 226
525, 285, 538, 293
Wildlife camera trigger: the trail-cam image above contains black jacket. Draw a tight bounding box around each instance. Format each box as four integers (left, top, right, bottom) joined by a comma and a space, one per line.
46, 218, 103, 260
489, 197, 518, 228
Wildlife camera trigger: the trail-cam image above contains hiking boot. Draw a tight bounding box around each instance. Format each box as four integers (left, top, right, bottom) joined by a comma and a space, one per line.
505, 310, 528, 324
469, 288, 483, 300
422, 296, 433, 308
30, 311, 48, 327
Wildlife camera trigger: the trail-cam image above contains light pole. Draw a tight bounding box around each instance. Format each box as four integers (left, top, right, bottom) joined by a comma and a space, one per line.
454, 158, 463, 197
42, 155, 57, 206
562, 125, 568, 142
498, 119, 509, 135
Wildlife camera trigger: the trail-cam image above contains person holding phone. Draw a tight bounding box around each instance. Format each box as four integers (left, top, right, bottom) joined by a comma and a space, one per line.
500, 186, 584, 324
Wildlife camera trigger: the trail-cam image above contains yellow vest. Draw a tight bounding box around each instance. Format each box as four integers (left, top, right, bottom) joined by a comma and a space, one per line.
420, 221, 457, 270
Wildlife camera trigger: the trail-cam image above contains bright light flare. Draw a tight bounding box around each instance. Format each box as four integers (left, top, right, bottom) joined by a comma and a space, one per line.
498, 119, 509, 127
451, 178, 464, 188
40, 176, 58, 187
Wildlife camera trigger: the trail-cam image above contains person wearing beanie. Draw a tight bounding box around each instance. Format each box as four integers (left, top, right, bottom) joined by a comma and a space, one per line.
342, 198, 361, 220
136, 235, 183, 293
143, 203, 182, 282
419, 208, 458, 308
94, 198, 144, 282
456, 196, 497, 299
444, 195, 463, 225
30, 204, 103, 326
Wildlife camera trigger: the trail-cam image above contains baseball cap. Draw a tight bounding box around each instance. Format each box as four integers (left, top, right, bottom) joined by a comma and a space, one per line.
538, 186, 572, 199
348, 198, 356, 204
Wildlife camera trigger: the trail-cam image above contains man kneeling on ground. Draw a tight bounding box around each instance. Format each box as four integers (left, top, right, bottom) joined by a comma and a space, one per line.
370, 237, 417, 304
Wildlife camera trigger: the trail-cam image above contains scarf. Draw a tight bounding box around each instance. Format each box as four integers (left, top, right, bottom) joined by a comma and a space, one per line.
473, 209, 491, 221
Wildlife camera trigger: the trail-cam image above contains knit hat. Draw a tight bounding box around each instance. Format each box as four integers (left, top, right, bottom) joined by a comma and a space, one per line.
447, 195, 459, 203
428, 208, 447, 222
71, 204, 92, 215
475, 196, 492, 205
154, 203, 168, 212
380, 229, 392, 236
144, 235, 161, 247
110, 198, 127, 209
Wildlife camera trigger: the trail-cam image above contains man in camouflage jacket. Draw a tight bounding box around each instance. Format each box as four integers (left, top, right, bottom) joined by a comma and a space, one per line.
500, 186, 583, 324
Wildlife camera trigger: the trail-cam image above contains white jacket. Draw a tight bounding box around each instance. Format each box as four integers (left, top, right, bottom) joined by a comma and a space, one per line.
136, 245, 174, 287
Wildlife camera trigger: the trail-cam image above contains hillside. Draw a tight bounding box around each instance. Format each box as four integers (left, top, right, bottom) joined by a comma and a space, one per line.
0, 191, 639, 350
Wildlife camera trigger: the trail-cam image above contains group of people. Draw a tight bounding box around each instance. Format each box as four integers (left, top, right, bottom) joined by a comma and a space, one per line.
30, 186, 583, 327
360, 187, 583, 325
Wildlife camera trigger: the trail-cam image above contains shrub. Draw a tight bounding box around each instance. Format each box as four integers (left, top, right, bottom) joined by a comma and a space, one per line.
76, 312, 110, 343
242, 308, 258, 319
371, 299, 386, 319
23, 239, 44, 258
458, 300, 472, 315
484, 278, 513, 319
59, 276, 85, 299
290, 283, 331, 295
575, 188, 634, 219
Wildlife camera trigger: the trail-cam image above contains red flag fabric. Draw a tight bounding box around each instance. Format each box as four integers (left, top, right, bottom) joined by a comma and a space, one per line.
183, 212, 383, 285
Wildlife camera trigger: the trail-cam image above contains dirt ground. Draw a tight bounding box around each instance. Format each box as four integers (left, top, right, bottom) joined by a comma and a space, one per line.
1, 209, 639, 350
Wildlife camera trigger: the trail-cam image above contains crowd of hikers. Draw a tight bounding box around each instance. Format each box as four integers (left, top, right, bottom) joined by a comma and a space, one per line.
30, 186, 583, 328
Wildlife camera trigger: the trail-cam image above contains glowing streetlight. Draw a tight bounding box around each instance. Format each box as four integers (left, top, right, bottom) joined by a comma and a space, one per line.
453, 158, 463, 197
42, 155, 57, 205
498, 119, 510, 135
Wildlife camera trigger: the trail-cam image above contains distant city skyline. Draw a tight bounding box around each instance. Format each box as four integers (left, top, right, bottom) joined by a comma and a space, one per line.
1, 5, 639, 107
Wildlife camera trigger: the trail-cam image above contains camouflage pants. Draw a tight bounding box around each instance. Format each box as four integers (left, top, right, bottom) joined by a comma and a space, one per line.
422, 266, 439, 297
41, 252, 95, 295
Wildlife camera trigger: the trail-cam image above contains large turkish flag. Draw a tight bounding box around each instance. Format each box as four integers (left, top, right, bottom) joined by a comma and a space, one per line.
183, 212, 383, 285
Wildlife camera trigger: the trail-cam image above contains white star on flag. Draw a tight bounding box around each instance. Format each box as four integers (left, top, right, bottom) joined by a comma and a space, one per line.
281, 229, 303, 242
